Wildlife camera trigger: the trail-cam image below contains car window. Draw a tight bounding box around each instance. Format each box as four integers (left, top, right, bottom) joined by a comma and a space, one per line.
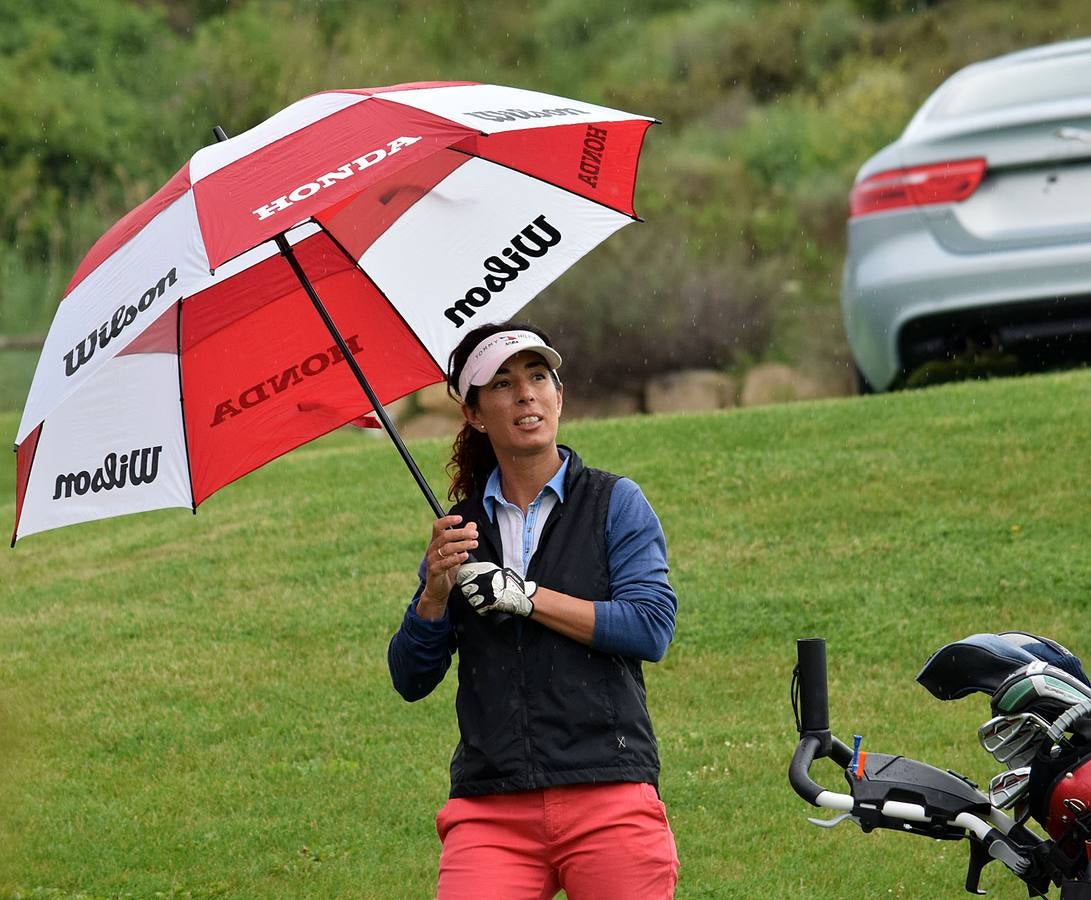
929, 53, 1091, 119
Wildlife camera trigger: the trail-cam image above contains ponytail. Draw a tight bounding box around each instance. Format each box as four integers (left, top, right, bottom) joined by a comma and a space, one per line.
446, 412, 497, 503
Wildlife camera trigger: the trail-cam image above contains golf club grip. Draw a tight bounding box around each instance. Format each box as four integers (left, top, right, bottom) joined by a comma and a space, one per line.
797, 638, 830, 734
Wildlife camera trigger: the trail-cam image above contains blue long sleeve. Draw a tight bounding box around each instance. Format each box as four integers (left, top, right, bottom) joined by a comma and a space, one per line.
591, 478, 677, 661
387, 576, 456, 702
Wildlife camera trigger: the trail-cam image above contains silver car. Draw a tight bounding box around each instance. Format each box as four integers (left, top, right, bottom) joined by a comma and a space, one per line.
842, 38, 1091, 392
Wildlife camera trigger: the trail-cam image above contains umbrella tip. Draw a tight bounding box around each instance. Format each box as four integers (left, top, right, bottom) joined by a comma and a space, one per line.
213, 125, 229, 143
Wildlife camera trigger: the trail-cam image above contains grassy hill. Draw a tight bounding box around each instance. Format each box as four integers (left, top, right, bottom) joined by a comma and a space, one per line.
1, 369, 1089, 897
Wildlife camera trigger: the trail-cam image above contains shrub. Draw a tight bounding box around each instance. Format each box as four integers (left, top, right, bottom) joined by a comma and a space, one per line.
531, 224, 773, 391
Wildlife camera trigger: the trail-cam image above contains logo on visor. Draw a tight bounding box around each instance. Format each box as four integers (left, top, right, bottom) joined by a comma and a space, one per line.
250, 136, 422, 222
52, 446, 163, 500
473, 334, 525, 363
444, 215, 562, 328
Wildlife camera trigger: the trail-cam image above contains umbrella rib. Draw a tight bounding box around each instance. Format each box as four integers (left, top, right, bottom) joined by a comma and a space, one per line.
272, 232, 446, 519
448, 146, 645, 223
175, 299, 198, 514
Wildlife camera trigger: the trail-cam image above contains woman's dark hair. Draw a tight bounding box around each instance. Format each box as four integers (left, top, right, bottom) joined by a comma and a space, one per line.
445, 320, 560, 503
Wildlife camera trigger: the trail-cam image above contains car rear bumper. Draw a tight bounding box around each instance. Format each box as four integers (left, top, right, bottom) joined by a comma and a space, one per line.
841, 211, 1091, 389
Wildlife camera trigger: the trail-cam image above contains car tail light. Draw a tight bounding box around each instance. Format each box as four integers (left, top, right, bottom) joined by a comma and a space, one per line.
849, 158, 986, 217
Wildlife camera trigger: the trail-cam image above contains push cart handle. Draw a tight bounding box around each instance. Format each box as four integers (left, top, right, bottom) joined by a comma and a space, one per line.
789, 733, 829, 805
793, 637, 852, 761
797, 638, 830, 733
790, 637, 853, 805
789, 731, 854, 806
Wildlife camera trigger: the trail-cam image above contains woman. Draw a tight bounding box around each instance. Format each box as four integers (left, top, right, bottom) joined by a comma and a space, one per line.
388, 321, 679, 899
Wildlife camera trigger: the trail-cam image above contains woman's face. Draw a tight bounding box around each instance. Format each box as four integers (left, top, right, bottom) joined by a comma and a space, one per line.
463, 350, 563, 458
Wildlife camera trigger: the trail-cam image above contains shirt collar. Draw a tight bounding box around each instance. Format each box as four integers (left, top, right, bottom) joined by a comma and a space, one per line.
482, 449, 570, 522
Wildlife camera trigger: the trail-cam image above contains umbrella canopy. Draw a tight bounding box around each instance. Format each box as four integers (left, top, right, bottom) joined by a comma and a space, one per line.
12, 82, 654, 543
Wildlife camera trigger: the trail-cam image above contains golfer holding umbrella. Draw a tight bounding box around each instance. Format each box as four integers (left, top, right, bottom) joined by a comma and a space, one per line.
388, 321, 679, 898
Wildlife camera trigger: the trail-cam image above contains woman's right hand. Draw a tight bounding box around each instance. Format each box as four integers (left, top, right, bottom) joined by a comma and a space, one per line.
417, 514, 479, 620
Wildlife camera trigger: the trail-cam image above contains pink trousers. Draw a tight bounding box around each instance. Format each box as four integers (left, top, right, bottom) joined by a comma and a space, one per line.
435, 781, 679, 899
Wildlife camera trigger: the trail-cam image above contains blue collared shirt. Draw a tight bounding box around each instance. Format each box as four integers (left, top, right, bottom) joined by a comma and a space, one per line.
482, 454, 570, 578
388, 459, 677, 701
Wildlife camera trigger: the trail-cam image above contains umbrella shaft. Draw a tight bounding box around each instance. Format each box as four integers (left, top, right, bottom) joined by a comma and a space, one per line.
273, 233, 446, 519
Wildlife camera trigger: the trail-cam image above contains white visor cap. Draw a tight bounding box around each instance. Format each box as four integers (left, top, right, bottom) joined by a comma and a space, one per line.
457, 330, 563, 398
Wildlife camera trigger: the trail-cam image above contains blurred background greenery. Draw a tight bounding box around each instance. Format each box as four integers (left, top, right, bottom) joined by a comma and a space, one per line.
1, 0, 1088, 396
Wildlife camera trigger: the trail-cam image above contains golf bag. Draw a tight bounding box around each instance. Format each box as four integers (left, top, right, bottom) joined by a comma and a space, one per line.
790, 633, 1091, 897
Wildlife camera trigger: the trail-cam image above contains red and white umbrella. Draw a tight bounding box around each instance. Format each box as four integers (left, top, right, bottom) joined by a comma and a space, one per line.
12, 81, 654, 543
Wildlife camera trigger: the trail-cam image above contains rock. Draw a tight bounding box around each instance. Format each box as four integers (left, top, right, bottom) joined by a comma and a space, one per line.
562, 391, 642, 420
814, 365, 856, 398
739, 363, 825, 407
644, 370, 737, 414
381, 394, 414, 423
415, 382, 463, 418
400, 412, 463, 441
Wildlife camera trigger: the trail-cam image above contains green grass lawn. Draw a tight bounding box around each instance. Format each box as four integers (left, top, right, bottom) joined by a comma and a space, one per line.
1, 370, 1089, 898
0, 349, 37, 415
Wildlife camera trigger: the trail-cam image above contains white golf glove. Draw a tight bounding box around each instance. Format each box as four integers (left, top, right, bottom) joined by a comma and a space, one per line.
456, 562, 537, 617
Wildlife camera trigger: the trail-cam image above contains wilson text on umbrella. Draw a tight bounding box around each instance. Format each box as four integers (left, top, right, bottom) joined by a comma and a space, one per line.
444, 215, 562, 328
63, 267, 178, 377
52, 446, 163, 500
579, 125, 609, 189
464, 107, 587, 123
209, 333, 365, 427
250, 136, 423, 222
